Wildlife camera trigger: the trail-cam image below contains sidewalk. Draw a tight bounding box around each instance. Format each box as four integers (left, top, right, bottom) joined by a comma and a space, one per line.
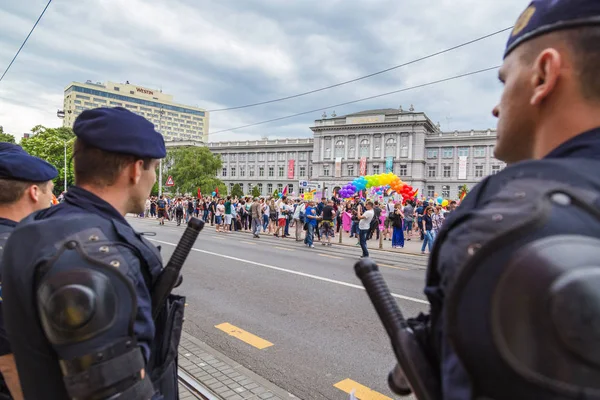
178, 331, 295, 400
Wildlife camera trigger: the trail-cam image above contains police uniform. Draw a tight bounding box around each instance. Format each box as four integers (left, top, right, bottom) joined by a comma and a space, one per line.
0, 143, 58, 399
412, 2, 600, 399
2, 108, 184, 400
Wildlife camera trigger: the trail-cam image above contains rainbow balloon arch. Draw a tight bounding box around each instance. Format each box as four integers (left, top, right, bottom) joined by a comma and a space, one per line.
338, 173, 416, 201
335, 172, 451, 207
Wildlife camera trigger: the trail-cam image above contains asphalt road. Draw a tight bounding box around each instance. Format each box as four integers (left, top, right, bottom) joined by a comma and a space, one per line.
129, 217, 429, 400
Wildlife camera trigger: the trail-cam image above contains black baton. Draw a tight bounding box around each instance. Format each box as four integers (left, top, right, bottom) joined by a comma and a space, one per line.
152, 217, 204, 318
355, 258, 441, 400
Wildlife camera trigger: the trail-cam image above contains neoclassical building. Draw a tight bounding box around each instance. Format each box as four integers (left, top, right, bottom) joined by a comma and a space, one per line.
206, 107, 506, 200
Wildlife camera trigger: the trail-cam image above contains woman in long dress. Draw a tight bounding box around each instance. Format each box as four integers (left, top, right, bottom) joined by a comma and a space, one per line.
342, 202, 353, 233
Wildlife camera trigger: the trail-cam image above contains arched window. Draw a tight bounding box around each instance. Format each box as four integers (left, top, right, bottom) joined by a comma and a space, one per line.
374, 144, 381, 158
359, 139, 369, 157
335, 140, 344, 158
385, 138, 396, 157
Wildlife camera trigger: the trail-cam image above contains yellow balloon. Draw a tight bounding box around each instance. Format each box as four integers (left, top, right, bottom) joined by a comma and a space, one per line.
442, 199, 449, 207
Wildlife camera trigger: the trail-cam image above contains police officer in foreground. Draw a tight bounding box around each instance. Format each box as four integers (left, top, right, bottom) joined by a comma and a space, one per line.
0, 143, 57, 400
383, 1, 600, 399
2, 107, 184, 399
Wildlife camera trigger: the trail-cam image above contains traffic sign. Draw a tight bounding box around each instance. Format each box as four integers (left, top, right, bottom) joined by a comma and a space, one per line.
165, 176, 174, 187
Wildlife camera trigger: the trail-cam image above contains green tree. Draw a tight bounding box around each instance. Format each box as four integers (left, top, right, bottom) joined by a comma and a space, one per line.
0, 126, 16, 144
165, 146, 226, 196
251, 185, 261, 198
231, 183, 244, 198
272, 189, 279, 197
20, 126, 76, 194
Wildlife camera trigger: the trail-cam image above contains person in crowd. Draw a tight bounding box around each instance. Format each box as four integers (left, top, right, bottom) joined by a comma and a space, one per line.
303, 200, 318, 248
215, 198, 224, 232
357, 200, 374, 258
389, 202, 405, 249
157, 194, 167, 225
421, 205, 434, 254
319, 199, 335, 246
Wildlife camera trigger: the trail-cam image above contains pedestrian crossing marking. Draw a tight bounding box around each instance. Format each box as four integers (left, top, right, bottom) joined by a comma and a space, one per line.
215, 323, 274, 350
334, 378, 392, 400
319, 254, 343, 259
240, 240, 255, 245
210, 236, 225, 240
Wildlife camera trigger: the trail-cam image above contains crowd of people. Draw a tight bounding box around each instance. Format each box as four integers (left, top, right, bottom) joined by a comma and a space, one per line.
137, 193, 459, 257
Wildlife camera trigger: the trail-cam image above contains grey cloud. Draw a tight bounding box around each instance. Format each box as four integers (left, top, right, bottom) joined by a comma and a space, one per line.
0, 0, 528, 141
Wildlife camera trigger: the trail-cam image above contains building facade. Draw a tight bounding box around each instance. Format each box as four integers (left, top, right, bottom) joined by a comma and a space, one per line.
208, 107, 506, 200
62, 80, 209, 142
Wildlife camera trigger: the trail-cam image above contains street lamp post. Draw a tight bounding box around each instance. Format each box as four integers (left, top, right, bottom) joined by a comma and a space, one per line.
158, 107, 165, 197
63, 141, 67, 191
56, 110, 70, 192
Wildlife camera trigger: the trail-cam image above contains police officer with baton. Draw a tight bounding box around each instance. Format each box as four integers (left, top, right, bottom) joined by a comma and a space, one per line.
1, 107, 201, 399
356, 1, 600, 399
0, 143, 58, 400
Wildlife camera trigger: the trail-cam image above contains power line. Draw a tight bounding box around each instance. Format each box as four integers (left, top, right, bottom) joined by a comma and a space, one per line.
208, 26, 512, 113
0, 0, 53, 84
208, 65, 501, 136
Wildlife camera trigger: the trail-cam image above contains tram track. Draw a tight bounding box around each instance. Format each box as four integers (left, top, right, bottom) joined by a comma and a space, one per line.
178, 368, 220, 400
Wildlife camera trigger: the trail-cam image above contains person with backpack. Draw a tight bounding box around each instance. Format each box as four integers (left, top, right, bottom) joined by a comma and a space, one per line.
157, 194, 167, 225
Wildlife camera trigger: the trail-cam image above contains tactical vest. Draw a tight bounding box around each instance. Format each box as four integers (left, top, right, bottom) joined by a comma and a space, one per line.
2, 213, 184, 400
0, 224, 15, 400
428, 159, 600, 400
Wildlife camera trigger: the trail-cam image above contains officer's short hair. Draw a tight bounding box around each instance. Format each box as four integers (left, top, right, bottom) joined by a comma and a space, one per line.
73, 139, 154, 187
521, 26, 600, 101
0, 179, 50, 205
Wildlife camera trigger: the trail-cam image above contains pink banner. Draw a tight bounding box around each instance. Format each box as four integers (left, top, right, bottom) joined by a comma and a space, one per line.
287, 159, 295, 179
359, 157, 367, 176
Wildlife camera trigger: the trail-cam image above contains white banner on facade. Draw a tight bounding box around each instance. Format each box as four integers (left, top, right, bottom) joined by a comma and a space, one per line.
458, 156, 467, 180
335, 157, 342, 178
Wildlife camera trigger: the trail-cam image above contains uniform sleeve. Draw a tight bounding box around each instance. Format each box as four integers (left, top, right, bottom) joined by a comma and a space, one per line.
120, 249, 155, 362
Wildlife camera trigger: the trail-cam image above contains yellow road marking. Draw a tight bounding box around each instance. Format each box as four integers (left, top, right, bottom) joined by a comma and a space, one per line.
334, 379, 392, 400
274, 246, 293, 251
319, 254, 343, 259
215, 323, 273, 350
379, 263, 410, 271
240, 240, 255, 245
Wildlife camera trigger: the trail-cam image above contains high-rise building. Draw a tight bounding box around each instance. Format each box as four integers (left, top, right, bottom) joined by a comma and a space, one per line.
62, 80, 209, 142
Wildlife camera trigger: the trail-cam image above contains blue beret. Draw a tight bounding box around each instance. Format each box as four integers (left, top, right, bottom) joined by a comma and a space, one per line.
73, 107, 166, 159
0, 143, 58, 182
505, 0, 600, 58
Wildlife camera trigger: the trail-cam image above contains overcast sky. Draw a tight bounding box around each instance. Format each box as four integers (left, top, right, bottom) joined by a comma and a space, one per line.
0, 0, 527, 142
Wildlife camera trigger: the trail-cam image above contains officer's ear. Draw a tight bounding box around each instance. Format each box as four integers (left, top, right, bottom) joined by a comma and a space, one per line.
530, 48, 562, 106
130, 160, 145, 185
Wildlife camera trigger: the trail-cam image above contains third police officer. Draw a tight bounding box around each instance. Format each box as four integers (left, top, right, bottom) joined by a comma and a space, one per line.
2, 107, 184, 399
401, 1, 600, 399
0, 143, 57, 400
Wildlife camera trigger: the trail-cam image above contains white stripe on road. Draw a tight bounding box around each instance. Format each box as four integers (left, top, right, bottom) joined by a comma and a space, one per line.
149, 238, 429, 305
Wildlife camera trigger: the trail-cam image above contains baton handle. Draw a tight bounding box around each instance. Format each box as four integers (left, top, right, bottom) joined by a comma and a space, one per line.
354, 258, 407, 337
152, 218, 204, 318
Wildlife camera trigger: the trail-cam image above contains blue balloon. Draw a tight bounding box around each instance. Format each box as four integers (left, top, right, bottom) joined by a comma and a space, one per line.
436, 196, 443, 204
212, 191, 216, 196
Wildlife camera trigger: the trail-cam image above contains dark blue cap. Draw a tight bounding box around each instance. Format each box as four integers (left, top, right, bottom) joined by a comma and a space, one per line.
505, 0, 600, 58
0, 143, 58, 182
73, 107, 166, 159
